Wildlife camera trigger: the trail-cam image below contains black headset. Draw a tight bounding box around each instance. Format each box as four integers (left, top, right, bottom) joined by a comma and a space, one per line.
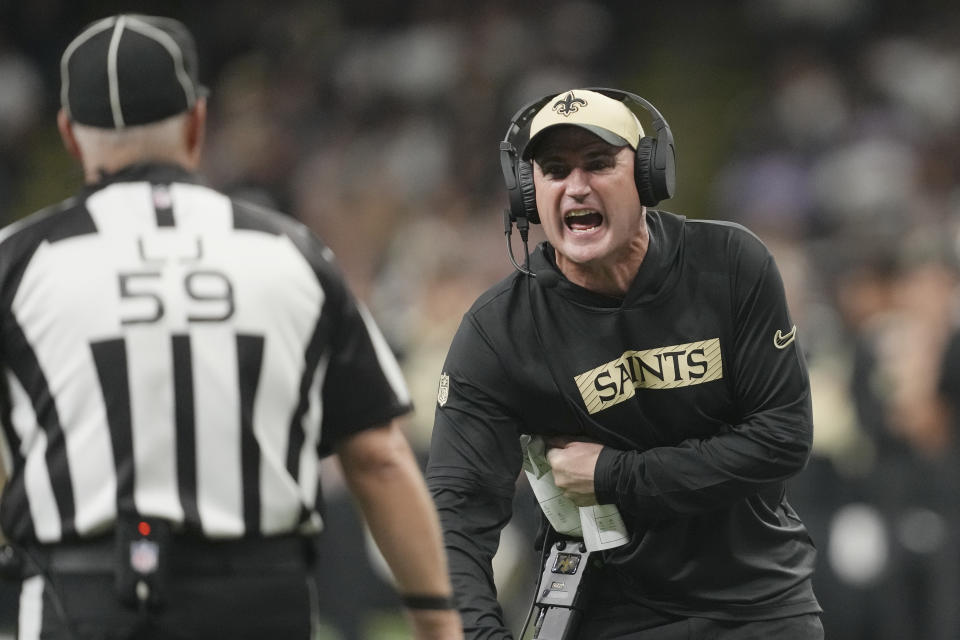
499, 87, 677, 226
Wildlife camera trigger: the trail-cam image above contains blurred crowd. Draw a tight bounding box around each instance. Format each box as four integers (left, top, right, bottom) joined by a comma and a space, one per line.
2, 0, 960, 638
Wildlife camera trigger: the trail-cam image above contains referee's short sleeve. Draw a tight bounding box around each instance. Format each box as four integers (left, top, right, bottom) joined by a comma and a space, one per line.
318, 284, 412, 452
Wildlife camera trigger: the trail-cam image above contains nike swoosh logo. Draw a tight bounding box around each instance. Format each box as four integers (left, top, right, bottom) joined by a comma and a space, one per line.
773, 326, 797, 349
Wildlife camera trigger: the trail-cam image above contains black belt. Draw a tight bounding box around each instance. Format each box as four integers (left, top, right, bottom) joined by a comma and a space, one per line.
33, 534, 314, 575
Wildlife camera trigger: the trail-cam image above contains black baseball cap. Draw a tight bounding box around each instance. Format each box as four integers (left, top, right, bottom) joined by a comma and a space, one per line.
60, 14, 206, 129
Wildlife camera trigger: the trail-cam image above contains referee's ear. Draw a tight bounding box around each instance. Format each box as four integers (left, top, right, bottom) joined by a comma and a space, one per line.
57, 108, 84, 163
183, 96, 207, 170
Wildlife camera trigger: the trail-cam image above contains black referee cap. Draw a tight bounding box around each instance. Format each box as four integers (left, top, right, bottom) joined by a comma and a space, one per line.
60, 14, 206, 129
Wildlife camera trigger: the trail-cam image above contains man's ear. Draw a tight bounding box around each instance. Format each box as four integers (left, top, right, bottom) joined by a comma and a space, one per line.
184, 97, 207, 168
57, 109, 83, 161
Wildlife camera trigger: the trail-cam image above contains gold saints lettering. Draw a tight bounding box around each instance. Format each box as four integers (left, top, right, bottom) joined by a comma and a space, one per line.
574, 339, 723, 414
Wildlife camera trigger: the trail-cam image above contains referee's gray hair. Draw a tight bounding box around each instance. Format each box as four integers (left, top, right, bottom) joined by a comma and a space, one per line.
71, 112, 189, 165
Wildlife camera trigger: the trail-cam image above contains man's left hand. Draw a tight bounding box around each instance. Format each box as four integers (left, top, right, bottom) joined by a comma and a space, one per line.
545, 438, 603, 506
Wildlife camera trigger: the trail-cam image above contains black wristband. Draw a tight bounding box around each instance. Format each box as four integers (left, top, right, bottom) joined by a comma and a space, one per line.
401, 594, 455, 610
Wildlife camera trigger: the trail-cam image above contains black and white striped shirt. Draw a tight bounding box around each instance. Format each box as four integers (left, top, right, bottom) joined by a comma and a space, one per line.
0, 163, 411, 545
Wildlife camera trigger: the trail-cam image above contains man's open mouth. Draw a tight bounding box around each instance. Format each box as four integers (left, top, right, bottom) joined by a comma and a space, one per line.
564, 209, 603, 232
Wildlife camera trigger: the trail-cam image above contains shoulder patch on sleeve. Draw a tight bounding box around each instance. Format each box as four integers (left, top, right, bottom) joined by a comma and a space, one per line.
437, 372, 450, 406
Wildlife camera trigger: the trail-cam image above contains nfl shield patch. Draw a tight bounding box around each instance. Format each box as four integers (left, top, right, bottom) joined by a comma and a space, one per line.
130, 540, 160, 574
437, 373, 450, 407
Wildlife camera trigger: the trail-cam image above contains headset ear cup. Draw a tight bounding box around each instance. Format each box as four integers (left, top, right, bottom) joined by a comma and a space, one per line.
654, 133, 677, 202
517, 159, 539, 224
634, 136, 660, 207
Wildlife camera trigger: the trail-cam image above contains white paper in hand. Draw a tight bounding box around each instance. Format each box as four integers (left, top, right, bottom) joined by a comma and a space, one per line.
520, 435, 629, 551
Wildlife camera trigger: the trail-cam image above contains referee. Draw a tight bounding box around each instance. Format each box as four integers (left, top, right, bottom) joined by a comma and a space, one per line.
0, 14, 460, 640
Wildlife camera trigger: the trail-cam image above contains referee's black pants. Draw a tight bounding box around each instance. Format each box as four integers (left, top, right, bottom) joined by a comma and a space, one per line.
16, 535, 318, 640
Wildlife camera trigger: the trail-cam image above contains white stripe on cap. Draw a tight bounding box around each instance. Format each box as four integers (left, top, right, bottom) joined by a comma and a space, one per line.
59, 16, 115, 121
107, 15, 128, 128
125, 15, 197, 107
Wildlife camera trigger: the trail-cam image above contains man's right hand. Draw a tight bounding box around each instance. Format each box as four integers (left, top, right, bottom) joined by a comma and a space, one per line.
545, 438, 604, 506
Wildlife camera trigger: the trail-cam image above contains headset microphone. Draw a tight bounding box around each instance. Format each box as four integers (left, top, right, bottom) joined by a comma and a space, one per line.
503, 209, 561, 287
533, 268, 560, 288
503, 209, 536, 277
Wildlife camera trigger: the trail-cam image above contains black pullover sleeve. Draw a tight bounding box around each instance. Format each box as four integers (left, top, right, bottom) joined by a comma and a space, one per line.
594, 233, 814, 521
427, 315, 524, 640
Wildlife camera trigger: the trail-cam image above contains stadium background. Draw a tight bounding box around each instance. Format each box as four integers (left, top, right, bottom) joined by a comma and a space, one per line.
2, 0, 960, 637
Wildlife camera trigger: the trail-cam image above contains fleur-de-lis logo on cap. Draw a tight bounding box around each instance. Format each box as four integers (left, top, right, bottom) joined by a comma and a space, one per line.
552, 92, 587, 117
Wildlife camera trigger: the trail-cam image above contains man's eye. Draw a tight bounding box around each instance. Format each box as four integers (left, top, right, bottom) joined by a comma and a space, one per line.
543, 165, 569, 178
586, 157, 614, 171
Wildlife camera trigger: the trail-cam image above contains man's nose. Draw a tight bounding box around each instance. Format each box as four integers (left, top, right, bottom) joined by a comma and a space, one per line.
565, 167, 591, 198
